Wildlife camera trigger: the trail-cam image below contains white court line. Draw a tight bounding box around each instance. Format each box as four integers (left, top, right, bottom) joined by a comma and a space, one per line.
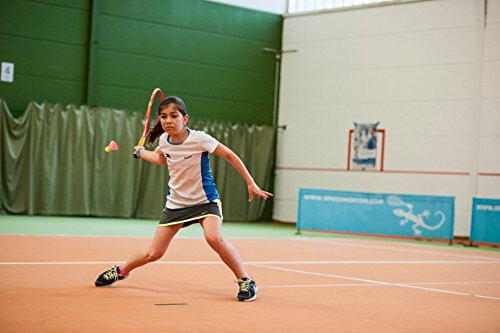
393, 281, 500, 286
247, 260, 500, 265
474, 295, 500, 300
250, 263, 500, 300
1, 260, 500, 265
263, 283, 381, 288
262, 281, 500, 288
294, 238, 500, 261
0, 261, 215, 265
1, 259, 498, 300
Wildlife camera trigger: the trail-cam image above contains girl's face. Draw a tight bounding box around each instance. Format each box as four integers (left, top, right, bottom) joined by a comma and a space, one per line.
159, 104, 189, 135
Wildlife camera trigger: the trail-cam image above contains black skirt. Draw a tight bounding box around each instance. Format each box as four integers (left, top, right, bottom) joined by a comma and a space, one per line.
158, 201, 223, 228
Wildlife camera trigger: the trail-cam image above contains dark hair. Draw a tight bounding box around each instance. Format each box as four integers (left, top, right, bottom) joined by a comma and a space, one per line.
147, 96, 188, 144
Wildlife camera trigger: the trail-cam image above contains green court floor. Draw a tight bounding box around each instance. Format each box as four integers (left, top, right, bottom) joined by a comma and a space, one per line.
0, 215, 296, 238
0, 214, 498, 252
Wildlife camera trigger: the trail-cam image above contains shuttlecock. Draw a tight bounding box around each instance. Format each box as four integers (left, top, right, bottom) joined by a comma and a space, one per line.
105, 140, 118, 153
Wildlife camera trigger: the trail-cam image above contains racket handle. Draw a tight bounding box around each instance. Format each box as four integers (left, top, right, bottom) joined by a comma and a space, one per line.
133, 148, 143, 159
133, 137, 145, 159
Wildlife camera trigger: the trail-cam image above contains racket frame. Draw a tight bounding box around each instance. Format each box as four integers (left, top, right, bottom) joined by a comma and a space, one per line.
133, 88, 165, 158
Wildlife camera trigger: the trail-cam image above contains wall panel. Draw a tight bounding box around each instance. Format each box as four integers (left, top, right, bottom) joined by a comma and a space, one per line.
0, 0, 90, 113
88, 0, 282, 124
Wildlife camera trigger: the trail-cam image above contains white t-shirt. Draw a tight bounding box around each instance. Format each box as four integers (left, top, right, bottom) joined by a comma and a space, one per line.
155, 129, 220, 209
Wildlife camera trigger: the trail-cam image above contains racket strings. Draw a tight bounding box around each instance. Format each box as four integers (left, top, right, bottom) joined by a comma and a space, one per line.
137, 89, 165, 151
147, 94, 164, 145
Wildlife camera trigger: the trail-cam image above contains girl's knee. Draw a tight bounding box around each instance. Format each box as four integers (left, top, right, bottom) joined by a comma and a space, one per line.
146, 250, 164, 262
205, 234, 224, 249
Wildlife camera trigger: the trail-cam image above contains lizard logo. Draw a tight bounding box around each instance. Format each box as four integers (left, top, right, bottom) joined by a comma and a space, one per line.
387, 195, 446, 236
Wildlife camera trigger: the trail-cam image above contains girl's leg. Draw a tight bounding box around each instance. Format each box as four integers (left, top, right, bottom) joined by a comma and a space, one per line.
120, 223, 182, 275
200, 216, 248, 279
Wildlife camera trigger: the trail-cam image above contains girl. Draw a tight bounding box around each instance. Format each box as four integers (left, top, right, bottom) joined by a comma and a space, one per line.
95, 96, 272, 302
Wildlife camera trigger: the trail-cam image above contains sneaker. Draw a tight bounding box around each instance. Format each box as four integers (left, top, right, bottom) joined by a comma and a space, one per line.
95, 265, 128, 287
236, 277, 258, 302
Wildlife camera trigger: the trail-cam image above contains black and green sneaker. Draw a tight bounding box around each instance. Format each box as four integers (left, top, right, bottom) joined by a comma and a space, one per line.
236, 277, 258, 302
95, 265, 128, 287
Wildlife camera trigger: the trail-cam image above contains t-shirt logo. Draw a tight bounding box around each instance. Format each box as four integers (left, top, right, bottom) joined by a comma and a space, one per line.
184, 155, 193, 160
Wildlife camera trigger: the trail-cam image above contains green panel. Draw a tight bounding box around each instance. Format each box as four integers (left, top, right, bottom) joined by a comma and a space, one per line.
0, 0, 281, 124
95, 51, 274, 102
89, 0, 282, 125
98, 15, 275, 74
0, 75, 85, 112
100, 0, 281, 43
0, 0, 90, 113
186, 94, 273, 125
91, 86, 151, 113
0, 36, 86, 80
0, 0, 89, 44
92, 49, 275, 124
94, 85, 273, 125
27, 0, 90, 10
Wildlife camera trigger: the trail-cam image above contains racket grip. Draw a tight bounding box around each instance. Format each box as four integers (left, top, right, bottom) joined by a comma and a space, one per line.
134, 147, 145, 159
133, 137, 145, 159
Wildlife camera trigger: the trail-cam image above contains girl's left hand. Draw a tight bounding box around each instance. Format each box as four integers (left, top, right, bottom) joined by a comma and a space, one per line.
247, 183, 273, 202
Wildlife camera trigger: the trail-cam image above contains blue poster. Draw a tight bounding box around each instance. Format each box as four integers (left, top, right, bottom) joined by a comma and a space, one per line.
470, 198, 500, 244
298, 189, 454, 240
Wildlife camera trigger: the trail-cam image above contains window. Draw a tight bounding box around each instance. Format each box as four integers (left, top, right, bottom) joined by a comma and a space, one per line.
287, 0, 395, 14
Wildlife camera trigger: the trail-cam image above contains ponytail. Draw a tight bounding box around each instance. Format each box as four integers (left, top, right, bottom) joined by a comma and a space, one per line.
147, 120, 164, 145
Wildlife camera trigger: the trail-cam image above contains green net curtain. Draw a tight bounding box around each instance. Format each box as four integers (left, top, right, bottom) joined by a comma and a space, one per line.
0, 99, 275, 221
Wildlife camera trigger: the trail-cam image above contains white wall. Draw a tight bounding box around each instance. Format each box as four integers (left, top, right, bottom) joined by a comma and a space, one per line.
275, 0, 500, 237
479, 0, 500, 197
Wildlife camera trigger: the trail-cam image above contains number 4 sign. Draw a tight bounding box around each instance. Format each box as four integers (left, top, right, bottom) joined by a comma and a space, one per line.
1, 62, 14, 83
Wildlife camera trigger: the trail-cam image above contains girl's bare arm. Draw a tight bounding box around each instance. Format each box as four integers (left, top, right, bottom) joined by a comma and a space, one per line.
133, 146, 167, 165
213, 143, 273, 202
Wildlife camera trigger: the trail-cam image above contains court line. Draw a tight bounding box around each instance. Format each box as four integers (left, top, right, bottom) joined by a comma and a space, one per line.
1, 260, 499, 265
262, 281, 500, 288
294, 238, 500, 261
1, 259, 498, 300
474, 295, 500, 300
250, 263, 500, 300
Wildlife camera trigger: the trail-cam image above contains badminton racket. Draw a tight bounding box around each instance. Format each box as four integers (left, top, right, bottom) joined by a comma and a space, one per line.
133, 88, 164, 158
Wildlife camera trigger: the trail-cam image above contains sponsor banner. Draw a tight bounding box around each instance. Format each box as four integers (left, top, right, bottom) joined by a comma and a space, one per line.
298, 189, 454, 240
470, 198, 500, 244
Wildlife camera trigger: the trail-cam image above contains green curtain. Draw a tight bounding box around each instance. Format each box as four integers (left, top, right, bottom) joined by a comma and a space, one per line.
0, 99, 275, 221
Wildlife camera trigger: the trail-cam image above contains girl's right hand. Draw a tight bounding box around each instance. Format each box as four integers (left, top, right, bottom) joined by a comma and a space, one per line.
132, 146, 144, 158
247, 183, 273, 202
